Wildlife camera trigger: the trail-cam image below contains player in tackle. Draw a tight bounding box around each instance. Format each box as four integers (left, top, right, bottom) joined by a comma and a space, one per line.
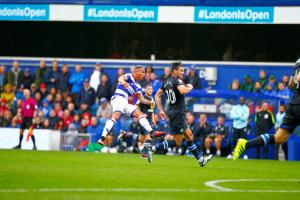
146, 61, 213, 167
233, 58, 300, 160
97, 65, 159, 159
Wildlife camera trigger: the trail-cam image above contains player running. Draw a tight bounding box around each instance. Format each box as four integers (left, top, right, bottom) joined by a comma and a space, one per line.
13, 89, 38, 150
146, 61, 212, 167
233, 58, 300, 160
97, 65, 158, 157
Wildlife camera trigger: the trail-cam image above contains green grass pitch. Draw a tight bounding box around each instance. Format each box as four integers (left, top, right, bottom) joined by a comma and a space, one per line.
1, 150, 300, 200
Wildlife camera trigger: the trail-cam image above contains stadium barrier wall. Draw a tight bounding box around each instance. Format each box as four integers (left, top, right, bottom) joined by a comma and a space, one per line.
1, 4, 300, 24
0, 128, 61, 150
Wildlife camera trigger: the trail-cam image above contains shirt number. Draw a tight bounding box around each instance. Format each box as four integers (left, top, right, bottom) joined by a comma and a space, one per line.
165, 90, 176, 104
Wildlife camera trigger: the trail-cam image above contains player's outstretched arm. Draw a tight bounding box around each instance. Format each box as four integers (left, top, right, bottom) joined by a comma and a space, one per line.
177, 84, 193, 95
155, 89, 167, 120
136, 93, 154, 106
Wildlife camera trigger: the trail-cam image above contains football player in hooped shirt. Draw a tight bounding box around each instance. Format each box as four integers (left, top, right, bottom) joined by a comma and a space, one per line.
149, 62, 213, 167
97, 66, 156, 157
13, 89, 38, 150
234, 58, 300, 160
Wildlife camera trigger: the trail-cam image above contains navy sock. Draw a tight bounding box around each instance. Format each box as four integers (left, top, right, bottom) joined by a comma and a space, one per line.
187, 141, 202, 160
19, 134, 23, 146
246, 134, 275, 149
31, 135, 36, 148
153, 140, 176, 151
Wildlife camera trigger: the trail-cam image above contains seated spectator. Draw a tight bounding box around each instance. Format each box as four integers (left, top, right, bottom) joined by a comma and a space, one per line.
46, 94, 54, 106
11, 99, 22, 116
276, 82, 290, 104
80, 78, 96, 106
30, 83, 38, 96
48, 110, 59, 129
0, 65, 7, 91
49, 87, 57, 99
1, 84, 15, 107
37, 110, 45, 121
242, 75, 254, 92
78, 118, 89, 133
264, 83, 276, 96
128, 117, 143, 151
8, 61, 23, 88
34, 92, 43, 108
34, 117, 43, 129
34, 60, 47, 85
67, 102, 76, 116
46, 60, 61, 89
69, 64, 85, 95
89, 63, 104, 92
23, 69, 33, 89
265, 75, 277, 90
53, 93, 67, 110
14, 85, 25, 102
258, 69, 268, 89
97, 74, 111, 101
43, 119, 51, 129
96, 98, 112, 122
62, 109, 73, 131
78, 102, 91, 117
159, 67, 171, 82
38, 83, 48, 99
253, 81, 264, 94
54, 102, 64, 119
58, 64, 71, 93
73, 114, 81, 130
230, 79, 241, 91
184, 65, 201, 89
0, 98, 9, 121
204, 116, 228, 157
0, 110, 12, 127
87, 116, 102, 142
282, 75, 289, 88
181, 112, 198, 155
195, 114, 212, 152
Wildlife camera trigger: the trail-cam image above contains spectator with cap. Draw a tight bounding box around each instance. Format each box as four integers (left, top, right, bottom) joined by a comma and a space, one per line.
8, 61, 23, 88
46, 60, 61, 89
258, 69, 268, 89
80, 78, 96, 106
30, 83, 38, 96
1, 84, 15, 107
58, 64, 71, 93
242, 75, 254, 92
184, 65, 201, 89
40, 99, 51, 118
96, 74, 112, 101
0, 65, 7, 91
90, 63, 105, 92
69, 64, 85, 95
23, 69, 34, 89
34, 60, 47, 85
38, 83, 48, 99
96, 98, 112, 122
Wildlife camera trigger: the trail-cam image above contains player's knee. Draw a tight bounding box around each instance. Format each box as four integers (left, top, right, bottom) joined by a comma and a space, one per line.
275, 130, 289, 144
214, 138, 221, 143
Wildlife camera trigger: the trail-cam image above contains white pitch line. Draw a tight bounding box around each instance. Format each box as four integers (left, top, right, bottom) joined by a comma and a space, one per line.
205, 179, 300, 193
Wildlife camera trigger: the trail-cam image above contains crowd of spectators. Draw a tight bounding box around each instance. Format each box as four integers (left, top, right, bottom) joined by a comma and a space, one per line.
0, 60, 291, 159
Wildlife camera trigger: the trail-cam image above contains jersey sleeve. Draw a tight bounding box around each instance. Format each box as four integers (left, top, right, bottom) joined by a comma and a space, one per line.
174, 78, 184, 88
124, 73, 133, 83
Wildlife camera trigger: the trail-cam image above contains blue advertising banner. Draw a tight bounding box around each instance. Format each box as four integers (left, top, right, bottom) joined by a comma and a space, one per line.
194, 6, 274, 23
0, 4, 49, 21
84, 5, 158, 22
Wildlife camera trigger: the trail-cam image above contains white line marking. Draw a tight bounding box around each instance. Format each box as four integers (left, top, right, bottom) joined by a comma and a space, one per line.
1, 179, 299, 193
205, 179, 300, 193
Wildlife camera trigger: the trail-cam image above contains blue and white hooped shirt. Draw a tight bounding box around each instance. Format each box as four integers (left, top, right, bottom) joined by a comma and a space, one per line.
113, 73, 142, 99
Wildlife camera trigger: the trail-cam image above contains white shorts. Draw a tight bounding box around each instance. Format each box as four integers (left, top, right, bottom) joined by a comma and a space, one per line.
111, 95, 137, 116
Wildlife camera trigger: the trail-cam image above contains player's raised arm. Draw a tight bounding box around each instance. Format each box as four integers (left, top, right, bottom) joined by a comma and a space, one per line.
155, 88, 167, 120
177, 83, 193, 95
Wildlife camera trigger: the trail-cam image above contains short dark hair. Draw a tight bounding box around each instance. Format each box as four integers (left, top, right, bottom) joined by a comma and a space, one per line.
134, 65, 145, 71
171, 61, 182, 72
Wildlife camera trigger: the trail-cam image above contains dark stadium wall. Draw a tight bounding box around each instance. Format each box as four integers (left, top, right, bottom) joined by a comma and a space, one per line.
0, 21, 299, 62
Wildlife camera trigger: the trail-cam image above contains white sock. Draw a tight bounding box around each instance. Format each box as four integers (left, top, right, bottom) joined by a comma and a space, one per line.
102, 118, 116, 137
217, 150, 221, 155
206, 149, 210, 154
138, 116, 153, 132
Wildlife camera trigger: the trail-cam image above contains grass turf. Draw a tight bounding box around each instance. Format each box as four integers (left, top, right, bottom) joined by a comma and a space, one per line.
0, 150, 300, 200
